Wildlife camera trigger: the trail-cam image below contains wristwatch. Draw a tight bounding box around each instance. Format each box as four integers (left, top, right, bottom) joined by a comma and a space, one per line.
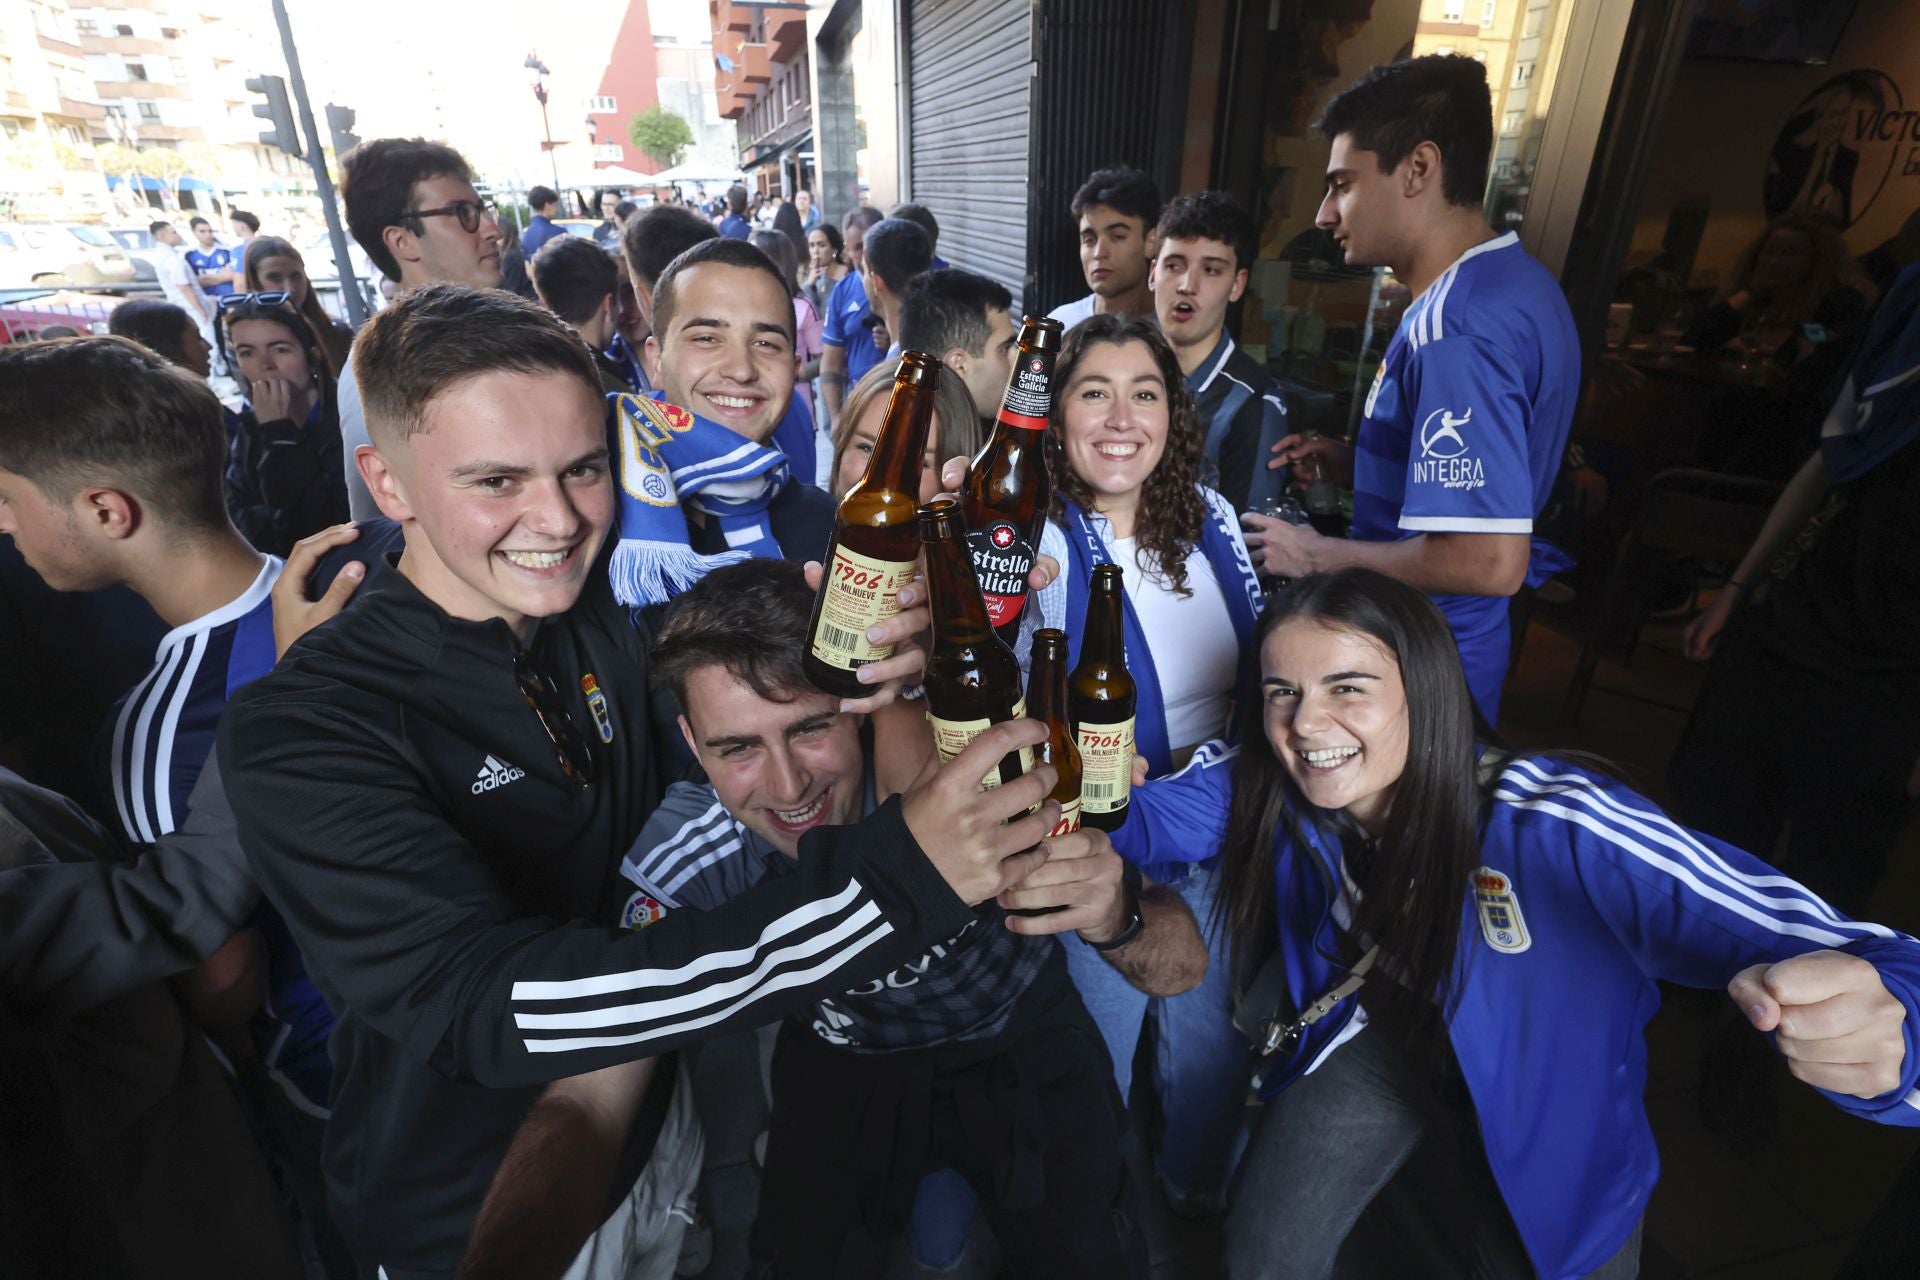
1086, 861, 1144, 952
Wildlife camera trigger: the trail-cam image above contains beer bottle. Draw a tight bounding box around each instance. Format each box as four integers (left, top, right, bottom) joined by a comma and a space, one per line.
1028, 628, 1082, 838
805, 353, 941, 699
962, 314, 1064, 644
917, 498, 1032, 789
1068, 563, 1137, 831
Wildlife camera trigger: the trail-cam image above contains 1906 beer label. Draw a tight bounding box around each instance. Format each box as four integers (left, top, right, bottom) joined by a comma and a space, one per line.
1076, 717, 1135, 815
928, 699, 1034, 788
810, 542, 913, 671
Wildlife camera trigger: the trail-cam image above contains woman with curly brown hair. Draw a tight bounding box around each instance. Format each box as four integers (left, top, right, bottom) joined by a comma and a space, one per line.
1028, 311, 1265, 1217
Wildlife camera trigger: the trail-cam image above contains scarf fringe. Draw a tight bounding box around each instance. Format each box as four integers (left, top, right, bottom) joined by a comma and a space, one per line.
610, 539, 752, 608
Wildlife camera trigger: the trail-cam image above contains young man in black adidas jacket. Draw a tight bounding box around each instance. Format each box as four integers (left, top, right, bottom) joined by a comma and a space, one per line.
211, 284, 1059, 1276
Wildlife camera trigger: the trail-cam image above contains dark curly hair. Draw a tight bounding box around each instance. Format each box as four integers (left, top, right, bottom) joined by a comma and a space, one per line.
1047, 312, 1207, 596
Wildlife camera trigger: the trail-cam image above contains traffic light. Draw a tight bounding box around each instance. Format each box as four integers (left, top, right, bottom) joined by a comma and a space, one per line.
325, 103, 361, 156
246, 74, 302, 158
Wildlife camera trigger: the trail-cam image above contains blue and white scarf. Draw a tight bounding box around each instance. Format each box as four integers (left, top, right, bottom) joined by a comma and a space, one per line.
1058, 489, 1264, 777
608, 390, 790, 607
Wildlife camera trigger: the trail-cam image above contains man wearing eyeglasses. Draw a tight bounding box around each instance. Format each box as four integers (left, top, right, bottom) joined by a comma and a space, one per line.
335, 138, 507, 522
208, 283, 1058, 1278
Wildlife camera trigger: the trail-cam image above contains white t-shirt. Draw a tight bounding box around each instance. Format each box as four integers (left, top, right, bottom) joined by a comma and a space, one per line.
1028, 491, 1250, 754
1107, 534, 1238, 750
1046, 294, 1097, 331
154, 246, 204, 317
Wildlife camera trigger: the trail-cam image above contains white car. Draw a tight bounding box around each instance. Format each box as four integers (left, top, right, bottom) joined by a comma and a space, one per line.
0, 223, 138, 287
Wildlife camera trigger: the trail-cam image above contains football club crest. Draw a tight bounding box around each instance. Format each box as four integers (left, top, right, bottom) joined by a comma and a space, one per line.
615, 393, 696, 508
581, 673, 615, 744
621, 889, 667, 930
1472, 866, 1531, 954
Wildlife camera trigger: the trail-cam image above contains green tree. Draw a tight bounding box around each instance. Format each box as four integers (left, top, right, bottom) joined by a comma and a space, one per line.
627, 105, 694, 169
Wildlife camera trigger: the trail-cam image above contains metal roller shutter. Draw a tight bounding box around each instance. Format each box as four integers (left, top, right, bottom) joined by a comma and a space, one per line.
906, 0, 1035, 310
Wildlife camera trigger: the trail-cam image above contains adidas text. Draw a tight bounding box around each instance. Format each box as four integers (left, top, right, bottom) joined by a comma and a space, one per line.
472, 755, 527, 794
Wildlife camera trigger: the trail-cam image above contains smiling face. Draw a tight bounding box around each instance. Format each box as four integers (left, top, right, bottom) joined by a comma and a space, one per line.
396, 173, 504, 290
1152, 234, 1247, 357
229, 316, 312, 391
1261, 617, 1409, 835
833, 397, 945, 500
365, 368, 613, 638
251, 253, 311, 309
1315, 133, 1409, 270
1077, 203, 1151, 299
1057, 338, 1169, 513
646, 260, 795, 443
679, 666, 867, 858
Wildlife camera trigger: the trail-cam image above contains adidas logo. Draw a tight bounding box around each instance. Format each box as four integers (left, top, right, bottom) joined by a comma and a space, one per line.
471, 754, 527, 794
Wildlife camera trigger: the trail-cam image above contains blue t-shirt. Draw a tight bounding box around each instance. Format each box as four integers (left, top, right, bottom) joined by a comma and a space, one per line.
1349, 232, 1580, 721
719, 213, 753, 240
823, 270, 882, 388
99, 557, 336, 1113
185, 245, 235, 297
521, 214, 565, 259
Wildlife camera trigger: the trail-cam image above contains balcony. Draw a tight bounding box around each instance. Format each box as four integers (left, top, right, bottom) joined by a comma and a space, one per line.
37, 32, 84, 58
769, 10, 806, 62
56, 97, 108, 121
713, 0, 750, 35
739, 41, 771, 84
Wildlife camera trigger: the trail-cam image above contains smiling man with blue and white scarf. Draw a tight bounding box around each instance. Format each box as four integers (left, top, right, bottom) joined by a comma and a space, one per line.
606, 238, 842, 607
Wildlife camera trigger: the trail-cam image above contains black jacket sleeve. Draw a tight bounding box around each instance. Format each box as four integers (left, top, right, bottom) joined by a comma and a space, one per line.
217, 699, 976, 1089
0, 760, 258, 1014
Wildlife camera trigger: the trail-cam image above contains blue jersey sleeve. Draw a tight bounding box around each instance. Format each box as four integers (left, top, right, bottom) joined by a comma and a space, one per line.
1396, 334, 1535, 535
1492, 758, 1920, 1126
1110, 741, 1237, 881
822, 279, 855, 349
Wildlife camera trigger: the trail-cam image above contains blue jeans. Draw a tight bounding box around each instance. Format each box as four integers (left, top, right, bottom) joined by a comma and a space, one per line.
1063, 864, 1250, 1203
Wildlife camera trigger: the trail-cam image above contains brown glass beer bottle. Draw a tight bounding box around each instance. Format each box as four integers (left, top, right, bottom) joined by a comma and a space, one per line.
917, 498, 1032, 789
804, 353, 941, 699
962, 314, 1063, 644
1068, 563, 1137, 831
1028, 628, 1083, 838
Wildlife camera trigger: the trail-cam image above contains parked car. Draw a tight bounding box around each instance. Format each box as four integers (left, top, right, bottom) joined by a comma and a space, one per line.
103, 225, 162, 284
0, 223, 138, 287
0, 288, 121, 344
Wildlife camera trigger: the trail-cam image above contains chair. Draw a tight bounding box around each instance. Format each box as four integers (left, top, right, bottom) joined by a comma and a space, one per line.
1564, 468, 1779, 721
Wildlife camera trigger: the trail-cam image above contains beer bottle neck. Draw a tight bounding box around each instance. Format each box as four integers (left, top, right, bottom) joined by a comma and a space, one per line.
861, 381, 936, 496
1082, 584, 1125, 663
1029, 650, 1069, 724
924, 528, 996, 647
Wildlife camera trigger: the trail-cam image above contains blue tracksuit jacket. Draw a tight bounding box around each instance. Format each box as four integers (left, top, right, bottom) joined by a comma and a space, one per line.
1111, 744, 1920, 1279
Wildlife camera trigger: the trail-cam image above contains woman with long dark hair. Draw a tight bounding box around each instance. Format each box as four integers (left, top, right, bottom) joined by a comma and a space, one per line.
243, 234, 354, 378
219, 297, 349, 556
1026, 312, 1266, 1214
1116, 567, 1920, 1278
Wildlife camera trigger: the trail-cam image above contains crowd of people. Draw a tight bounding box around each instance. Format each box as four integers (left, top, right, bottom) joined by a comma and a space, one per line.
1, 52, 1918, 1280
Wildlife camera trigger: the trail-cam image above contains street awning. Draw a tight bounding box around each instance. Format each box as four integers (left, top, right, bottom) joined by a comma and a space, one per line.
179, 175, 213, 192
105, 174, 168, 191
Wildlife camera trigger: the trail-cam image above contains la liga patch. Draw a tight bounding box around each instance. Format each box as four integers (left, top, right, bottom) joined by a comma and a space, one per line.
621, 890, 667, 931
1472, 866, 1531, 954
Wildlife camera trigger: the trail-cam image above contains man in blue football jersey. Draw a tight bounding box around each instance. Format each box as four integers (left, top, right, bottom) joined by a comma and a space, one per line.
1244, 55, 1580, 723
820, 205, 885, 430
